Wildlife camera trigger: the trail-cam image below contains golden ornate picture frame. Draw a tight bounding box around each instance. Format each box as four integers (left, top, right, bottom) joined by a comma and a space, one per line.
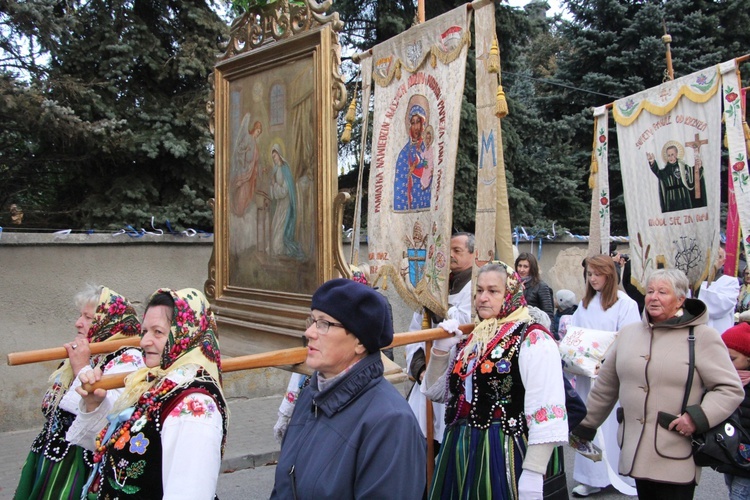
207, 13, 346, 343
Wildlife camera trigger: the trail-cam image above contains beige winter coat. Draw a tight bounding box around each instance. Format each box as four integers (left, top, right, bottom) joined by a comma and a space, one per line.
574, 298, 744, 484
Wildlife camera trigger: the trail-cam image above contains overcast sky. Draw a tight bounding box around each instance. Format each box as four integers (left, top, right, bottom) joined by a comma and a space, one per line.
504, 0, 567, 17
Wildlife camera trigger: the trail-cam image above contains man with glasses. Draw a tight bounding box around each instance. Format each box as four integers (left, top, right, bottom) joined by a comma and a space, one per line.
271, 279, 425, 499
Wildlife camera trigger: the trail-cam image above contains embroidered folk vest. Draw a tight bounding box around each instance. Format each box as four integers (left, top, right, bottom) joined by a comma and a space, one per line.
96, 374, 226, 498
445, 321, 528, 435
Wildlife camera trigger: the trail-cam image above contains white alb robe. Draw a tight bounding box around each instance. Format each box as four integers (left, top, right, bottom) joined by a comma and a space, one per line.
569, 291, 641, 494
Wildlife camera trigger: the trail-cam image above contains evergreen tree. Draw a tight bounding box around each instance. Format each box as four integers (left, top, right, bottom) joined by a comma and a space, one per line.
1, 0, 228, 230
546, 0, 750, 233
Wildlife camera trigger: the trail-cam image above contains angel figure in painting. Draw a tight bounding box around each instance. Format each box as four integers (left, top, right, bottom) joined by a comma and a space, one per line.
230, 114, 263, 255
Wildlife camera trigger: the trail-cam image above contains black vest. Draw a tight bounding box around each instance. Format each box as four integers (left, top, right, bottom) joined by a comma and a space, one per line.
95, 372, 226, 499
445, 321, 528, 436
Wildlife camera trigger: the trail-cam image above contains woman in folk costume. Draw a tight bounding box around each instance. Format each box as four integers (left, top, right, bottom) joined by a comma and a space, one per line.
569, 254, 641, 497
421, 261, 568, 499
72, 288, 227, 499
15, 285, 143, 500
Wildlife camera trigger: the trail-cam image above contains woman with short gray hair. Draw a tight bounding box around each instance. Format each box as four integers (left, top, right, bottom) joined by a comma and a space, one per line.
572, 268, 744, 499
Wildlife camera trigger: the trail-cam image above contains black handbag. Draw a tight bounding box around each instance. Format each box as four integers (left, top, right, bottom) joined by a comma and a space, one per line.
680, 327, 750, 470
543, 446, 569, 500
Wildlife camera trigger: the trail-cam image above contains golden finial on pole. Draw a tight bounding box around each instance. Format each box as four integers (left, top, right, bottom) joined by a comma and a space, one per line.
662, 20, 674, 81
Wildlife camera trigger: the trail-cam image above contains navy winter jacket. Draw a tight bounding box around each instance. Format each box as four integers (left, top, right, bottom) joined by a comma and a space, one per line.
271, 352, 426, 499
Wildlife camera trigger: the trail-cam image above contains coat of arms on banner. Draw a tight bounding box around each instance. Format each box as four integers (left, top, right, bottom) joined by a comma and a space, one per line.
367, 6, 470, 315
615, 66, 722, 290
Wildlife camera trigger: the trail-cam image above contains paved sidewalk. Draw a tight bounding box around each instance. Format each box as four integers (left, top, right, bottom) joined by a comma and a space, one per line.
0, 394, 283, 499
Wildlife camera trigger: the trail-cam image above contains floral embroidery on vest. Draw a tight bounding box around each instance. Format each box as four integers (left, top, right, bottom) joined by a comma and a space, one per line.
445, 322, 528, 434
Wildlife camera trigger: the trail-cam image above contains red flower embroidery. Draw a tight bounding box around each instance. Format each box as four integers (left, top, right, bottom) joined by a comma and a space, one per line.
598, 134, 606, 143
187, 398, 206, 417
535, 408, 548, 422
480, 360, 494, 373
727, 92, 739, 103
733, 161, 745, 172
552, 406, 565, 418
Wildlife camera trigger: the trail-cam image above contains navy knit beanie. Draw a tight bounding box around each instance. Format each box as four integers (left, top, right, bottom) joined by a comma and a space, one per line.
311, 278, 393, 353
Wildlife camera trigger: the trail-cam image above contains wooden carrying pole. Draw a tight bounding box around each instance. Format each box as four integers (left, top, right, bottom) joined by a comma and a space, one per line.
422, 312, 435, 486
82, 324, 474, 392
7, 337, 141, 366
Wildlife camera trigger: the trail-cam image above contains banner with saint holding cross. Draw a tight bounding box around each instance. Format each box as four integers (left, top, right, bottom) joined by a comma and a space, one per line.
614, 66, 722, 291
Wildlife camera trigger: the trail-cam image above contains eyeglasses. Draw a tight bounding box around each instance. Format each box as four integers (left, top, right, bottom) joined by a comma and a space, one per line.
305, 315, 345, 334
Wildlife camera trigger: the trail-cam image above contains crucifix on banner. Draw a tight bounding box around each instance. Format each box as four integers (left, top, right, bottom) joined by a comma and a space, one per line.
685, 133, 708, 201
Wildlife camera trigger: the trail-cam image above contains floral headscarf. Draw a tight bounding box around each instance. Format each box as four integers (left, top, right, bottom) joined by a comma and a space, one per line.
46, 287, 141, 410
350, 265, 369, 286
482, 261, 527, 320
156, 287, 222, 378
461, 261, 532, 364
114, 288, 223, 413
87, 287, 141, 343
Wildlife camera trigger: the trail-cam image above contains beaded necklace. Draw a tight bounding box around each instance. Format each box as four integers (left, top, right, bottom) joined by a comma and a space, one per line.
454, 322, 518, 380
93, 378, 178, 463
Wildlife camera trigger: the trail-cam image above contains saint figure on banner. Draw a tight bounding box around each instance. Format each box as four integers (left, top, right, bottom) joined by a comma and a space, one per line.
394, 94, 433, 212
646, 141, 707, 213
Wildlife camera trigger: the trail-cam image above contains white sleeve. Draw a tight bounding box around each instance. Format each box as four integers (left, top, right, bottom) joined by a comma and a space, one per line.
161, 393, 224, 499
59, 365, 90, 415
278, 373, 308, 417
519, 328, 568, 446
420, 348, 452, 403
701, 277, 741, 319
405, 311, 427, 368
65, 348, 145, 450
616, 292, 642, 329
448, 282, 473, 325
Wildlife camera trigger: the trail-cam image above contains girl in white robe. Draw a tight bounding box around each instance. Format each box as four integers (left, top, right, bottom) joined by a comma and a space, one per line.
570, 255, 641, 497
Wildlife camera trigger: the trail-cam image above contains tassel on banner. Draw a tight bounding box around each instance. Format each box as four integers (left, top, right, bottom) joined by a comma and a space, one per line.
493, 38, 508, 119
341, 81, 358, 144
488, 37, 500, 74
495, 85, 508, 119
588, 151, 598, 190
342, 122, 353, 144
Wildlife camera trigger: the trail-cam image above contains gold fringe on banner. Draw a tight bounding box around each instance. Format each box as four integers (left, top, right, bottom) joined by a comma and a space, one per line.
488, 37, 500, 74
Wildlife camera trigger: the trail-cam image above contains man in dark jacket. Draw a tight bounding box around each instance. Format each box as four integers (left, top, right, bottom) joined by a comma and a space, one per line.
271, 279, 426, 499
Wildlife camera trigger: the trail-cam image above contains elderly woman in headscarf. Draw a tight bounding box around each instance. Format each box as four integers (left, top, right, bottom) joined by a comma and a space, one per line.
421, 261, 569, 499
15, 285, 143, 500
71, 288, 227, 499
271, 279, 426, 499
